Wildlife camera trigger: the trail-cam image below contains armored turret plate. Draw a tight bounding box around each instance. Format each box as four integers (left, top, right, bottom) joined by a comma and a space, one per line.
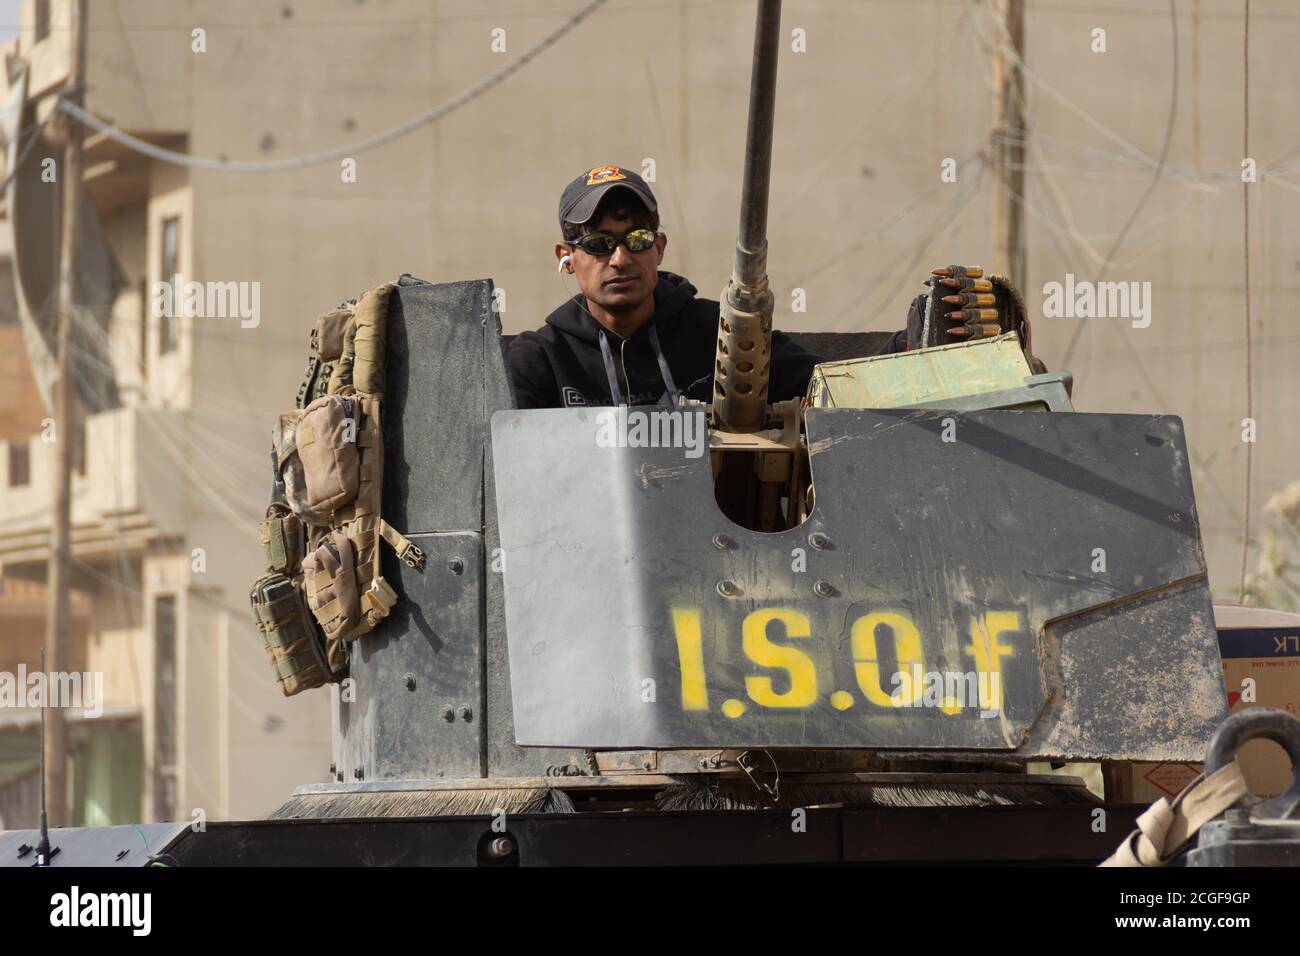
490, 407, 1226, 760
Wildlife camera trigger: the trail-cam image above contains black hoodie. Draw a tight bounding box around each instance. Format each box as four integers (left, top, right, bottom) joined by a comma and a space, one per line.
508, 272, 861, 409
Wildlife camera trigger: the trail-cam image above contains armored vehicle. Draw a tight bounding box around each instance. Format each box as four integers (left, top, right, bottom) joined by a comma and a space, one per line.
5, 0, 1297, 868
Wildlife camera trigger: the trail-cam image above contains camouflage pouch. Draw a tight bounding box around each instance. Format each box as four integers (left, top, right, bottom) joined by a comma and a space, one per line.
259, 503, 305, 575
250, 571, 334, 697
302, 530, 362, 642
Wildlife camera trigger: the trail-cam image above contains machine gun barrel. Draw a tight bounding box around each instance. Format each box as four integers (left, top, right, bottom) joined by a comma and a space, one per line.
712, 0, 782, 434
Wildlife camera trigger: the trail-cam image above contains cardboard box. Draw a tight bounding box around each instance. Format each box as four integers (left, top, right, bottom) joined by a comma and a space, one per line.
1123, 605, 1300, 802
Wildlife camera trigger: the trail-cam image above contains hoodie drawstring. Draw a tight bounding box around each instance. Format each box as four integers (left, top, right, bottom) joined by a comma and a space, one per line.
597, 331, 625, 406
597, 325, 680, 406
648, 325, 680, 406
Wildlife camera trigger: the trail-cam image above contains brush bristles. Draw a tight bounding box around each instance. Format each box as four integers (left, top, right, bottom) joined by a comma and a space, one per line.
654, 779, 1096, 811
270, 786, 576, 820
269, 778, 1093, 818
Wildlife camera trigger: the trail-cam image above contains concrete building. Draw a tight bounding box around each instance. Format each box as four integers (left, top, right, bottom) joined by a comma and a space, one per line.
0, 0, 1295, 826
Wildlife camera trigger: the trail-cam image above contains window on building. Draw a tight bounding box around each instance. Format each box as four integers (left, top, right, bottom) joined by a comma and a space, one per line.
153, 594, 178, 821
7, 441, 30, 487
35, 1, 50, 43
159, 217, 179, 355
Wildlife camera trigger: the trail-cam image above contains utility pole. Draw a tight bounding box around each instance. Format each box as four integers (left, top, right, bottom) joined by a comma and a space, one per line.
44, 0, 88, 828
991, 0, 1026, 290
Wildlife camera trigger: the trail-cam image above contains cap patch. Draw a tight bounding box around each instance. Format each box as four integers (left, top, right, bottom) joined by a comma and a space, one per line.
586, 165, 626, 186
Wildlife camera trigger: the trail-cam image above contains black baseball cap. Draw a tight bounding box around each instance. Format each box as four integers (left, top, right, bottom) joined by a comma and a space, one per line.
558, 165, 658, 232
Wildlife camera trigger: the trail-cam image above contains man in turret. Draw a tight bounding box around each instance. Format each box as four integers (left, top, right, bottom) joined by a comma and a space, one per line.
507, 165, 1035, 409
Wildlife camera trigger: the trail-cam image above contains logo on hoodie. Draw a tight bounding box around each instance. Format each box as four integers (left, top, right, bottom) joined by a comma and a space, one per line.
586, 166, 626, 186
561, 387, 588, 407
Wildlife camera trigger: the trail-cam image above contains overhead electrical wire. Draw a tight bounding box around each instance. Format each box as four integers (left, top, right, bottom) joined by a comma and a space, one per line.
962, 0, 1257, 542
1060, 0, 1180, 367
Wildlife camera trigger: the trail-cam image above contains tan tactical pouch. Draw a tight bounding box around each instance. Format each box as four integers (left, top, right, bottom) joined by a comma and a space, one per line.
328, 282, 393, 397
250, 571, 334, 697
302, 529, 362, 642
296, 394, 361, 515
351, 283, 391, 397
274, 395, 361, 525
295, 304, 356, 410
315, 307, 352, 362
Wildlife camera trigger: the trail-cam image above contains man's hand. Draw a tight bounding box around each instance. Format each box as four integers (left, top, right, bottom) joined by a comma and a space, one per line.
926, 265, 1001, 340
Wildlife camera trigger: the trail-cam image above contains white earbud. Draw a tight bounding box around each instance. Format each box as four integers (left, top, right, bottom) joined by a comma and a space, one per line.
558, 255, 572, 274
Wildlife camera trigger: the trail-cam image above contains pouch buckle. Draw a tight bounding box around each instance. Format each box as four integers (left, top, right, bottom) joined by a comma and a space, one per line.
363, 576, 398, 616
